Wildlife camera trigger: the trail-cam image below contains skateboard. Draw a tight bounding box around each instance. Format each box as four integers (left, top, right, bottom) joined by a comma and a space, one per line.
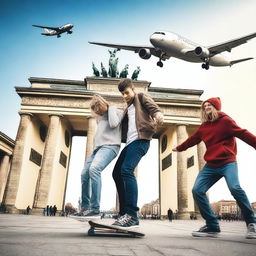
87, 220, 145, 238
69, 215, 101, 222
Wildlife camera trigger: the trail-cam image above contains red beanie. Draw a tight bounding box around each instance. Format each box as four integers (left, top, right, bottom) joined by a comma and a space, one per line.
203, 97, 221, 111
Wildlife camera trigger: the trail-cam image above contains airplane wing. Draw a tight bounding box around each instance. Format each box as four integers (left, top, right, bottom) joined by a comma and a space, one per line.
88, 41, 163, 58
32, 25, 60, 31
208, 32, 256, 55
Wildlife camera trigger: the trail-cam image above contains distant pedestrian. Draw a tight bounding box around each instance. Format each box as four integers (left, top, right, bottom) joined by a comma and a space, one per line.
53, 205, 57, 216
26, 205, 31, 215
167, 208, 173, 222
43, 208, 46, 216
49, 206, 53, 216
46, 205, 49, 216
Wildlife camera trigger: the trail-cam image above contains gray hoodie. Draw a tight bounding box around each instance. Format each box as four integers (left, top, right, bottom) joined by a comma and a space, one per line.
93, 106, 123, 152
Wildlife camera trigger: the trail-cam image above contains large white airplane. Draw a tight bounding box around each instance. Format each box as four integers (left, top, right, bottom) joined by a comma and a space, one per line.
32, 24, 74, 38
89, 31, 256, 70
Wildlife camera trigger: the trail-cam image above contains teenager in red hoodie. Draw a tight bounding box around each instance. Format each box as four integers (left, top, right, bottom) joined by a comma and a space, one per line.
173, 97, 256, 238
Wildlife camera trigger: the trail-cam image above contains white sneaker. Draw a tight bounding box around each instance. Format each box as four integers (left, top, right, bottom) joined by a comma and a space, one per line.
246, 223, 256, 239
112, 214, 139, 229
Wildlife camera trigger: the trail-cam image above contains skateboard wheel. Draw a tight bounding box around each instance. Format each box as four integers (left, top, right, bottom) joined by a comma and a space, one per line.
88, 227, 95, 236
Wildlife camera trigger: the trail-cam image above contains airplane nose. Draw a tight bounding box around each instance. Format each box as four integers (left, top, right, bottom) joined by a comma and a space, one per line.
150, 34, 157, 44
150, 33, 162, 46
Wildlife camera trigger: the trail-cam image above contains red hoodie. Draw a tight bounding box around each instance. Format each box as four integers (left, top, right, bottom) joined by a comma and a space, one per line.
176, 112, 256, 167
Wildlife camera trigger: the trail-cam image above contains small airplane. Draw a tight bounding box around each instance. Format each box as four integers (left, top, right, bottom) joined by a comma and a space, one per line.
32, 24, 74, 38
89, 31, 256, 70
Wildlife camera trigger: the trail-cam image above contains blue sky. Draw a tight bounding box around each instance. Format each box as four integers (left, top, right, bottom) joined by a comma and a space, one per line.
0, 0, 245, 137
1, 0, 256, 209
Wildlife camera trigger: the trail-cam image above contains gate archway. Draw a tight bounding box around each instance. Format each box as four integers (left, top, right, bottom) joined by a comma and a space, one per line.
2, 77, 204, 219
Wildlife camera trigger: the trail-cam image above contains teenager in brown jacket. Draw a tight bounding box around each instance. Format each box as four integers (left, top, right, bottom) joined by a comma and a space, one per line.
112, 78, 164, 228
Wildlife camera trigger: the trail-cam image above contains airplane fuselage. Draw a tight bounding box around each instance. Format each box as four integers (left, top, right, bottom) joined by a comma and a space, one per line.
150, 31, 230, 67
41, 24, 73, 37
89, 30, 255, 69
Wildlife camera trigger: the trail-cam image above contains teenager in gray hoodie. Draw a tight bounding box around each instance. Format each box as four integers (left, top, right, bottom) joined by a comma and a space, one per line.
80, 95, 123, 217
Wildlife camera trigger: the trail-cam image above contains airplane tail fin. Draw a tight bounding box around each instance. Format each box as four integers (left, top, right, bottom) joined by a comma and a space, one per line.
230, 57, 253, 66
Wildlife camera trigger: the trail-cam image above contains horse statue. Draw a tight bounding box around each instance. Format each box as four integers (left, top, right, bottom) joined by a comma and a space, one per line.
101, 62, 108, 77
108, 49, 119, 77
92, 62, 100, 77
119, 64, 129, 78
131, 66, 141, 80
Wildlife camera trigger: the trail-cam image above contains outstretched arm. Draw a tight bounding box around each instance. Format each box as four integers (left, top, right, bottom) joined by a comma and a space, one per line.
174, 129, 202, 152
226, 117, 256, 149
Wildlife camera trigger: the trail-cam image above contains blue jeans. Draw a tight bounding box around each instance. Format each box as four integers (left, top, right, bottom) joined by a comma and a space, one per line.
192, 162, 256, 228
81, 145, 119, 211
112, 139, 150, 219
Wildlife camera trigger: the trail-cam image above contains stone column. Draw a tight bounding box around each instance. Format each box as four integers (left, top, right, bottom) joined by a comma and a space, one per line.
85, 117, 96, 160
195, 141, 206, 219
176, 124, 190, 219
4, 113, 32, 213
0, 154, 11, 204
197, 142, 206, 171
134, 167, 138, 178
33, 114, 62, 211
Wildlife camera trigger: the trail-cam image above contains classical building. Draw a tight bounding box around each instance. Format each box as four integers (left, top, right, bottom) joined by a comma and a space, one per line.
141, 199, 160, 218
211, 200, 242, 217
0, 132, 15, 207
2, 76, 204, 218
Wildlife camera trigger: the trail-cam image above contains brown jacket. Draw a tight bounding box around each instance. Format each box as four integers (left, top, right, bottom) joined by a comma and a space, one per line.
121, 92, 161, 142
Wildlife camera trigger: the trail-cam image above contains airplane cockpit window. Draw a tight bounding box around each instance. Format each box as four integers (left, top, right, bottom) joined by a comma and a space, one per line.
154, 32, 166, 35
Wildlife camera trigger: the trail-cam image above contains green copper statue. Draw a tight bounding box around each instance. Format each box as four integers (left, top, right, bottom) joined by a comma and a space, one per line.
101, 62, 108, 77
91, 50, 141, 80
131, 66, 141, 80
92, 62, 100, 77
108, 49, 119, 77
119, 64, 129, 78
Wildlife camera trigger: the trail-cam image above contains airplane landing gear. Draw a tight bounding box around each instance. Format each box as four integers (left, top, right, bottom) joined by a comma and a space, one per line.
67, 31, 73, 34
157, 61, 163, 67
202, 62, 209, 70
57, 34, 61, 38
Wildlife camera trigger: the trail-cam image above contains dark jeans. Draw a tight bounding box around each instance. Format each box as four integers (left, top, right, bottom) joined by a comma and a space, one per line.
192, 162, 256, 228
112, 139, 150, 219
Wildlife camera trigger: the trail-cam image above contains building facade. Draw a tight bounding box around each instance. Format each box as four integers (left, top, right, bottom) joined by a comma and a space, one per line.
141, 199, 160, 219
0, 132, 15, 208
211, 200, 242, 218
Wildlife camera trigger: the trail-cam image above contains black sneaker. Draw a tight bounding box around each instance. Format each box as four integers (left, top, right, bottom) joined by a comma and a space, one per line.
192, 225, 221, 238
82, 210, 101, 219
112, 214, 139, 229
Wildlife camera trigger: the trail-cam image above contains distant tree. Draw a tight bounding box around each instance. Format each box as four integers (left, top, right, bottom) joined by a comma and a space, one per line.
65, 203, 76, 215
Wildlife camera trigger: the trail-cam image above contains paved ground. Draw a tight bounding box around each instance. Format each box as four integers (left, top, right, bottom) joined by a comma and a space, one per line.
0, 214, 255, 256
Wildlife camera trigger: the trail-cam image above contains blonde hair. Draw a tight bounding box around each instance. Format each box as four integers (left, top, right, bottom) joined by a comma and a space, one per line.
200, 103, 219, 123
90, 94, 109, 112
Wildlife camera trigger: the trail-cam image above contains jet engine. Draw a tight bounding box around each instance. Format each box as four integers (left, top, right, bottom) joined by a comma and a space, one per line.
138, 48, 151, 59
194, 46, 210, 58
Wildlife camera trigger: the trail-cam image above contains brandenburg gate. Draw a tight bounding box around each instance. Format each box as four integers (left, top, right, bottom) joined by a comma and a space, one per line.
1, 77, 205, 218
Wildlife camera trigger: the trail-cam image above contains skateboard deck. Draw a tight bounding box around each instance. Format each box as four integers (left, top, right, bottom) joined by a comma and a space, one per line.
69, 215, 101, 222
88, 220, 145, 238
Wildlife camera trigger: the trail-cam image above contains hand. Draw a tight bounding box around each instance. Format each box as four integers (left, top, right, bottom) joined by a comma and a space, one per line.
154, 112, 164, 125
